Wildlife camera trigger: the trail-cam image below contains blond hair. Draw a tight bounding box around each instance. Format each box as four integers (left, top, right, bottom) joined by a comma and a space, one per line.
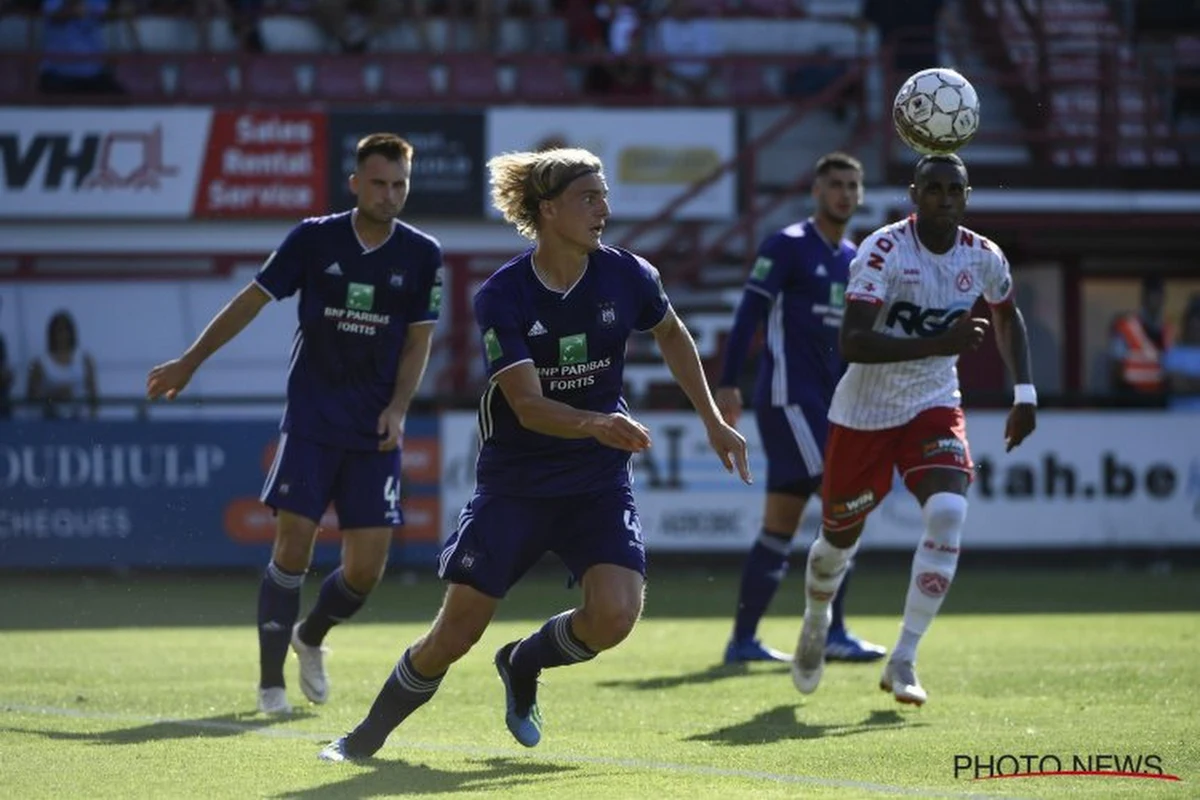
487, 148, 604, 240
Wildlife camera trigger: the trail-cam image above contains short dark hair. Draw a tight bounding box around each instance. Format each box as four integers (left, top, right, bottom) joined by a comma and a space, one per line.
355, 133, 413, 165
815, 152, 863, 177
913, 153, 967, 183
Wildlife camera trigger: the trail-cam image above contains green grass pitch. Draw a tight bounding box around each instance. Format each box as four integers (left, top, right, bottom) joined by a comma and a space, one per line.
1, 566, 1197, 799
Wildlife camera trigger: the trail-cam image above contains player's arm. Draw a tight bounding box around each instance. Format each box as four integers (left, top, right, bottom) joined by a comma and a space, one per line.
145, 282, 271, 400
653, 306, 724, 428
652, 308, 752, 483
984, 252, 1036, 451
991, 300, 1033, 388
715, 277, 773, 426
376, 321, 436, 450
493, 362, 651, 452
840, 299, 987, 363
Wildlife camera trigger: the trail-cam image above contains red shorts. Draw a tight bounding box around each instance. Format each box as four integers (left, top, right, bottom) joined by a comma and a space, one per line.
821, 406, 973, 531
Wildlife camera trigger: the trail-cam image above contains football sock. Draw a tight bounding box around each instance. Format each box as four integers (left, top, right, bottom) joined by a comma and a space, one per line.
299, 567, 367, 647
894, 493, 966, 663
343, 648, 444, 758
829, 562, 855, 637
509, 610, 597, 683
732, 529, 793, 641
258, 560, 304, 688
804, 532, 856, 620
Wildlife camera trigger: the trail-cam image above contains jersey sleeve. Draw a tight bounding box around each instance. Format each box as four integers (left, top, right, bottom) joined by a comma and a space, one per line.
254, 222, 311, 301
631, 254, 671, 331
980, 239, 1014, 305
407, 240, 445, 325
473, 283, 532, 379
844, 230, 894, 305
743, 235, 790, 301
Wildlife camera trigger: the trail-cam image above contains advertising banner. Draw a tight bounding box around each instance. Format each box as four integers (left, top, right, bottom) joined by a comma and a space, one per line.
0, 108, 328, 220
0, 418, 440, 569
485, 109, 737, 220
328, 111, 485, 218
194, 110, 327, 218
0, 107, 211, 218
440, 411, 1200, 551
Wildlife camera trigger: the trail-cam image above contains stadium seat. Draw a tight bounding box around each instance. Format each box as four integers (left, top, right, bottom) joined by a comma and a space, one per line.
313, 57, 375, 100
513, 57, 576, 101
115, 58, 169, 99
0, 13, 33, 51
243, 56, 311, 99
380, 56, 438, 102
258, 14, 330, 53
178, 57, 238, 100
723, 60, 775, 102
0, 57, 31, 101
447, 55, 504, 101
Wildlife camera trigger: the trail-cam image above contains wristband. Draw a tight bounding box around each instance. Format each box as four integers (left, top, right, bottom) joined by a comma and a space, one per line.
1013, 384, 1037, 406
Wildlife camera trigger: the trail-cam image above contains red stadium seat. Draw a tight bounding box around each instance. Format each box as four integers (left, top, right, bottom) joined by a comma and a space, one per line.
380, 56, 438, 102
178, 56, 237, 100
115, 59, 169, 99
313, 57, 374, 101
243, 56, 309, 100
513, 57, 576, 102
447, 55, 503, 101
0, 58, 32, 101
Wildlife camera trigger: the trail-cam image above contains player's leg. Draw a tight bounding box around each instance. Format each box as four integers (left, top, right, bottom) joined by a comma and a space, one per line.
793, 423, 895, 694
293, 449, 399, 704
321, 492, 542, 760
726, 405, 819, 663
321, 581, 498, 761
726, 487, 806, 663
882, 407, 973, 706
496, 489, 646, 746
825, 565, 888, 663
257, 434, 335, 713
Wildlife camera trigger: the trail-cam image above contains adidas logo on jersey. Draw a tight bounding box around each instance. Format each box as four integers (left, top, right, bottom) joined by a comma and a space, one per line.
527, 320, 548, 337
324, 262, 343, 276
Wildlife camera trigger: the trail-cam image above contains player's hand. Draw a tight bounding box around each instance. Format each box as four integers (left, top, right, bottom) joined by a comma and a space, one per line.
714, 386, 743, 427
377, 403, 406, 452
1004, 403, 1036, 452
146, 358, 195, 401
936, 314, 990, 355
707, 420, 752, 485
591, 412, 652, 453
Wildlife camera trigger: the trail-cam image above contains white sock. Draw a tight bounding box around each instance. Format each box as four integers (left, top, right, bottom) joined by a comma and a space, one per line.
804, 532, 857, 621
894, 492, 967, 663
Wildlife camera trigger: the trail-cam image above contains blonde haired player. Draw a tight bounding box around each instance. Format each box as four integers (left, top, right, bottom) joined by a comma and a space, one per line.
792, 153, 1037, 705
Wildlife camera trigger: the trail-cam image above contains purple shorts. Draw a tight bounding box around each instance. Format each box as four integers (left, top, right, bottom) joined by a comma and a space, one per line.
260, 432, 403, 529
437, 487, 646, 598
754, 404, 828, 494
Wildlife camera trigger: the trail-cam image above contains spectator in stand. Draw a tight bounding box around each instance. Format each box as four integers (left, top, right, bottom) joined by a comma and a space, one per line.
651, 0, 720, 102
863, 0, 943, 78
1164, 294, 1200, 411
198, 0, 265, 53
27, 310, 99, 420
1109, 276, 1172, 401
39, 0, 138, 95
588, 1, 653, 96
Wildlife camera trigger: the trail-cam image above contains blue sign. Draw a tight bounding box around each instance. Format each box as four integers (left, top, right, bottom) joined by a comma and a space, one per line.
0, 419, 440, 570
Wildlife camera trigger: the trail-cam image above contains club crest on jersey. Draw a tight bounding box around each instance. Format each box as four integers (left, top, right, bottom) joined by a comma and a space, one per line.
558, 333, 587, 366
347, 282, 374, 311
389, 272, 404, 289
598, 301, 617, 327
956, 270, 973, 292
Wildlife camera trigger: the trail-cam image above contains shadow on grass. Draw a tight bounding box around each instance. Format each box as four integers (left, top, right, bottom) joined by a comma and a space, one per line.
595, 661, 792, 691
687, 706, 924, 746
1, 709, 316, 745
276, 755, 581, 798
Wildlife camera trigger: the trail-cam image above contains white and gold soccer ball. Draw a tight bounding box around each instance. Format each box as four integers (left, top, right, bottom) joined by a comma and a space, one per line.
892, 68, 980, 155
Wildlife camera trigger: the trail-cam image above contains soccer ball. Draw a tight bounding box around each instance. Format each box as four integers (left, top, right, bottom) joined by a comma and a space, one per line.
892, 68, 980, 156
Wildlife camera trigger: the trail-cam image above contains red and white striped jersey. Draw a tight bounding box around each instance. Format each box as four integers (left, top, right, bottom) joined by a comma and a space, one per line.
829, 216, 1013, 431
